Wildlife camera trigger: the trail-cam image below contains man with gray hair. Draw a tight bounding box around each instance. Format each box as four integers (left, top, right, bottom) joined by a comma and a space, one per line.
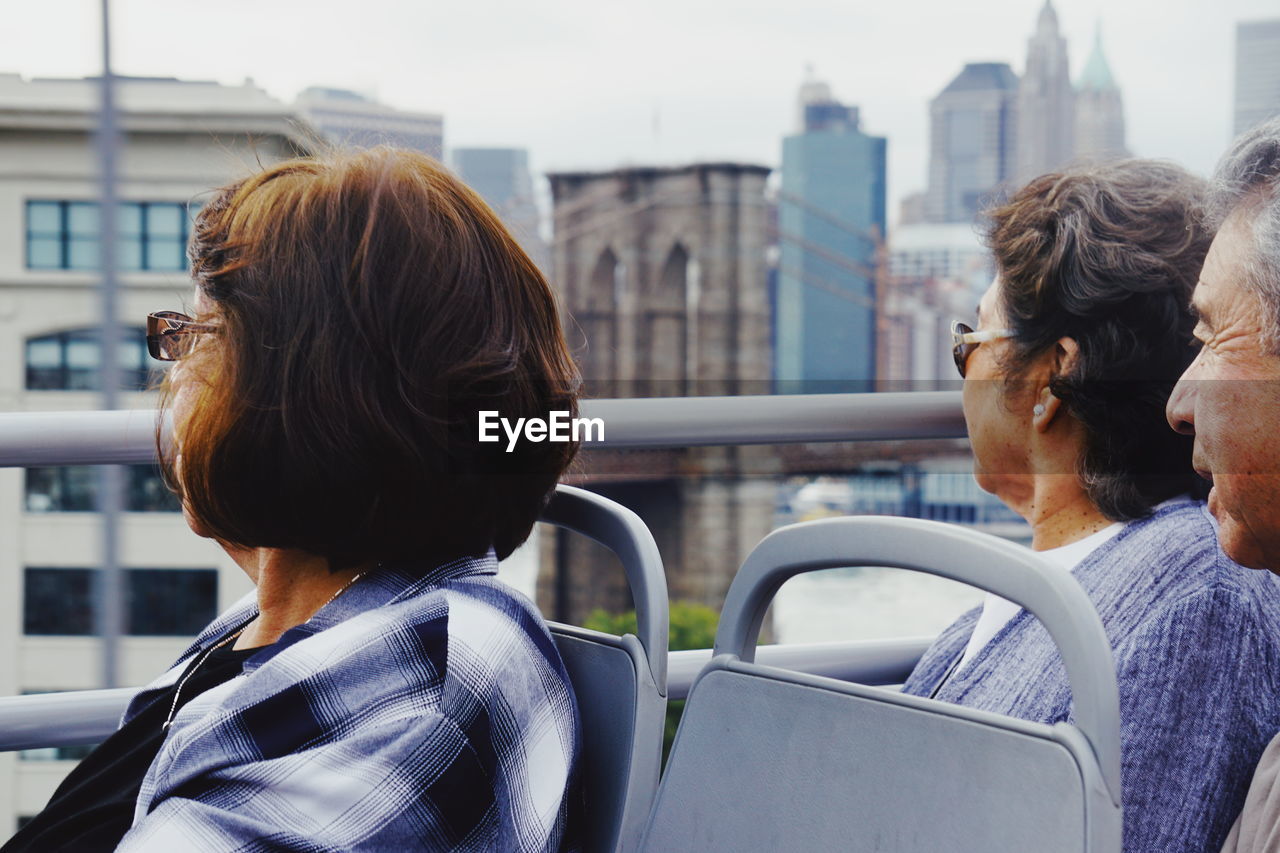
1166, 115, 1280, 851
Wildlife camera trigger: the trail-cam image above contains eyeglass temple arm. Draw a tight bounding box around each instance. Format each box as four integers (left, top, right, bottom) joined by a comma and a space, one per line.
958, 327, 1013, 344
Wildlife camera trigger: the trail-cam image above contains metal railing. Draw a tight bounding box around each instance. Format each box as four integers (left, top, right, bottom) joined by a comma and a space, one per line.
0, 637, 932, 751
0, 392, 964, 748
0, 392, 965, 466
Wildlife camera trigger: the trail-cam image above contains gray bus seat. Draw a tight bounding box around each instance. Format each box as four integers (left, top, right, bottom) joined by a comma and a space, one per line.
540, 485, 669, 853
641, 515, 1121, 853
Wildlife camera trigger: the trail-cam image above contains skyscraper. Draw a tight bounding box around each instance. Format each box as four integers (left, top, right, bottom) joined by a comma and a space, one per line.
451, 147, 546, 270
1234, 19, 1280, 136
1074, 25, 1128, 162
924, 62, 1019, 224
1016, 0, 1074, 185
776, 74, 886, 390
293, 87, 443, 159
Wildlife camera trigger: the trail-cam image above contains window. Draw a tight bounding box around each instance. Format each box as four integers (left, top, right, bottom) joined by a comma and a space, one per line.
25, 465, 180, 513
125, 465, 181, 512
26, 200, 194, 271
23, 568, 96, 636
23, 567, 217, 636
126, 569, 218, 636
25, 327, 155, 391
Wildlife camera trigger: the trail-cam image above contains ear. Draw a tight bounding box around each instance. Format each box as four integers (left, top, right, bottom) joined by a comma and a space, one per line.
1053, 336, 1080, 377
1032, 337, 1079, 433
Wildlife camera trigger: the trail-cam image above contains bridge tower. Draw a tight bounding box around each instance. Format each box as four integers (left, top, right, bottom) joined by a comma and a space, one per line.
541, 163, 777, 624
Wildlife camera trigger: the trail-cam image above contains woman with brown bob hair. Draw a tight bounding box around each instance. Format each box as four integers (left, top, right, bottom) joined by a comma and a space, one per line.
7, 148, 583, 853
899, 160, 1280, 853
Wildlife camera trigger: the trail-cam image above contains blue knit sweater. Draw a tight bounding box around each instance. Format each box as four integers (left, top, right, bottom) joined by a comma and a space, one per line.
902, 499, 1280, 853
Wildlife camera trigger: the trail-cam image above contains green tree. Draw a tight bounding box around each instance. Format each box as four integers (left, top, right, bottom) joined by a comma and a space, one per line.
583, 600, 719, 761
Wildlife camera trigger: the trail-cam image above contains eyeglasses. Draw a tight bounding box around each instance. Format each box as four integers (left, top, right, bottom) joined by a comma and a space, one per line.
146, 311, 217, 361
950, 320, 1013, 378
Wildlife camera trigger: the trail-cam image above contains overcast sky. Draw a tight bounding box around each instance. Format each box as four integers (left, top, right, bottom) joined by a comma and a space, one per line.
5, 0, 1277, 222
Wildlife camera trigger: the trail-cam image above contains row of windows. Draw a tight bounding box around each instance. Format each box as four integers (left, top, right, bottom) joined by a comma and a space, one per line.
24, 567, 217, 636
17, 563, 213, 764
25, 466, 180, 513
26, 328, 159, 392
26, 200, 195, 271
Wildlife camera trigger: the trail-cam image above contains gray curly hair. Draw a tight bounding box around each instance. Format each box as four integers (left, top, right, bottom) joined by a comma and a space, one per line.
1208, 116, 1280, 352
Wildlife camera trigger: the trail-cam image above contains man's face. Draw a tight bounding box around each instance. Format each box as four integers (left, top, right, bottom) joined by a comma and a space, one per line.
1167, 214, 1280, 570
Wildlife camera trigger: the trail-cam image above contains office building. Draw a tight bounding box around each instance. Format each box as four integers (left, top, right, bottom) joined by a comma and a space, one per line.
1016, 0, 1075, 184
293, 86, 443, 159
451, 147, 547, 271
776, 75, 886, 390
889, 223, 993, 292
1234, 19, 1280, 135
1074, 26, 1127, 161
924, 62, 1019, 225
882, 223, 993, 385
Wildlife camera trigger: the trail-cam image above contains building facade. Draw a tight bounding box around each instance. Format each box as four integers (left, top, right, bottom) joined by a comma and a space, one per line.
0, 73, 311, 833
1074, 27, 1128, 162
889, 222, 993, 292
451, 147, 547, 271
776, 77, 886, 391
293, 86, 444, 159
1234, 19, 1280, 136
924, 63, 1019, 225
1016, 0, 1075, 185
882, 223, 993, 387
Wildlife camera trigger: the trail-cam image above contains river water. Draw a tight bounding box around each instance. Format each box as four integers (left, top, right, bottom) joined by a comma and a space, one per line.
771, 567, 984, 643
498, 470, 1034, 644
500, 523, 1002, 645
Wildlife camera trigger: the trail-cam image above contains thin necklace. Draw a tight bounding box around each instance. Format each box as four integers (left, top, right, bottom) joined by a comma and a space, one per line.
162, 569, 368, 731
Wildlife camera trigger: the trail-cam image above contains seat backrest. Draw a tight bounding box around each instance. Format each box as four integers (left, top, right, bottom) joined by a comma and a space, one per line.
541, 485, 668, 853
641, 515, 1121, 853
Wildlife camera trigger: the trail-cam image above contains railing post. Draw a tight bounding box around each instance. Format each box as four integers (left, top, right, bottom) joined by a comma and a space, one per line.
96, 0, 124, 689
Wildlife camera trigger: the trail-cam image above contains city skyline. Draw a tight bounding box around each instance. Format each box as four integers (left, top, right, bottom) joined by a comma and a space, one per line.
2, 0, 1276, 226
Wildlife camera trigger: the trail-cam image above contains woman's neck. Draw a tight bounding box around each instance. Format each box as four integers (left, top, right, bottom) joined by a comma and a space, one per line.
1019, 474, 1114, 551
227, 546, 372, 650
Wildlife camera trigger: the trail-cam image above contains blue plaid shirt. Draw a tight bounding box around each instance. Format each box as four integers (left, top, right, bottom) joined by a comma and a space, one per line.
115, 553, 581, 852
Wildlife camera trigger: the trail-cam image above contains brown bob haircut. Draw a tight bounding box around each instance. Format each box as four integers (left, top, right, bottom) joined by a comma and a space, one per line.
163, 147, 579, 570
985, 159, 1211, 521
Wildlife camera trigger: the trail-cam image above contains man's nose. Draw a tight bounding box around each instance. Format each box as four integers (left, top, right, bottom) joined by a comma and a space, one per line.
1166, 375, 1197, 436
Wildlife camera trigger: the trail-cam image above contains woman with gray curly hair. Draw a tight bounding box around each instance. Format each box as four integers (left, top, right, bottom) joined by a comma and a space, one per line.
901, 159, 1280, 853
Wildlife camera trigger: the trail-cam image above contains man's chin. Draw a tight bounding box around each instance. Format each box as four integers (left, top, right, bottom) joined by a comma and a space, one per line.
1218, 518, 1280, 572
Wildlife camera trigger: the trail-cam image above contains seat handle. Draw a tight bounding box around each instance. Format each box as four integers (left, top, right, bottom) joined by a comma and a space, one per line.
541, 485, 669, 693
714, 515, 1122, 808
